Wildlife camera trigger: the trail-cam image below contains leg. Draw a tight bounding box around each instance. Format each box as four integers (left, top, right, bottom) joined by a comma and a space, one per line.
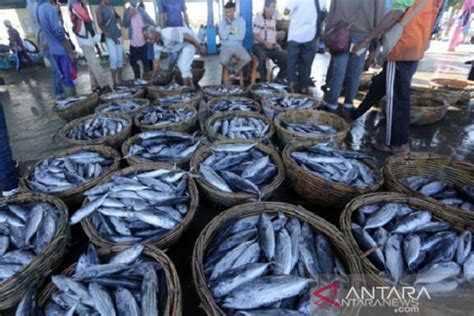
287, 41, 301, 92
141, 44, 150, 74
468, 62, 474, 81
116, 40, 124, 84
233, 46, 251, 74
105, 37, 118, 85
45, 51, 64, 98
129, 46, 141, 79
81, 45, 109, 89
253, 44, 268, 82
298, 41, 316, 91
327, 52, 350, 109
178, 44, 196, 86
342, 50, 366, 107
147, 42, 154, 71
267, 48, 288, 80
219, 46, 233, 73
0, 103, 18, 192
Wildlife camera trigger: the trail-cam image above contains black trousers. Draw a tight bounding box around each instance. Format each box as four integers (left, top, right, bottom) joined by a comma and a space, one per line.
351, 60, 419, 147
129, 44, 148, 79
469, 63, 474, 81
287, 40, 315, 89
253, 44, 288, 81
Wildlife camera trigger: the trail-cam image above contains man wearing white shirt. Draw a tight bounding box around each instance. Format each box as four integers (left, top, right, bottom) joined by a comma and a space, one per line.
284, 0, 318, 94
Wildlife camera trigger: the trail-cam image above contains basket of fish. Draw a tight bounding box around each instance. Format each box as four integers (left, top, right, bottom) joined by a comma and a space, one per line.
274, 110, 349, 146
384, 152, 474, 221
53, 93, 99, 122
20, 145, 120, 207
261, 93, 319, 119
202, 85, 249, 101
192, 201, 364, 315
410, 94, 450, 125
206, 96, 261, 113
429, 78, 474, 104
122, 131, 202, 168
144, 69, 174, 85
283, 143, 384, 208
147, 82, 194, 100
58, 112, 132, 149
33, 244, 181, 315
249, 82, 288, 101
95, 98, 150, 118
204, 111, 275, 142
153, 91, 202, 109
341, 192, 474, 310
0, 193, 69, 310
76, 164, 199, 249
190, 140, 285, 207
134, 104, 197, 133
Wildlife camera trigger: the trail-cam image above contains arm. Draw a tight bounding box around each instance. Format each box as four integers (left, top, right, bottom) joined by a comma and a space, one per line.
218, 20, 229, 40
183, 32, 205, 53
122, 8, 132, 28
47, 6, 75, 61
233, 18, 246, 42
72, 3, 90, 22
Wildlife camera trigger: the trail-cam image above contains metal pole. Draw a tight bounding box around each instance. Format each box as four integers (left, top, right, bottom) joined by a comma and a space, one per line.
206, 0, 217, 54
238, 0, 253, 52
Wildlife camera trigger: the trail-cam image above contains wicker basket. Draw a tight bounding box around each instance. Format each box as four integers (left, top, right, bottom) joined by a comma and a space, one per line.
81, 163, 199, 249
95, 98, 150, 117
249, 83, 288, 101
99, 88, 145, 103
154, 91, 203, 109
428, 78, 474, 104
283, 142, 384, 208
204, 111, 275, 142
202, 85, 250, 101
383, 152, 474, 222
134, 103, 198, 133
53, 93, 99, 121
190, 140, 285, 207
19, 145, 120, 208
261, 93, 319, 119
205, 96, 261, 114
274, 110, 349, 146
147, 84, 194, 100
58, 112, 132, 149
193, 201, 365, 315
410, 94, 450, 125
37, 245, 182, 315
175, 68, 205, 85
0, 193, 70, 310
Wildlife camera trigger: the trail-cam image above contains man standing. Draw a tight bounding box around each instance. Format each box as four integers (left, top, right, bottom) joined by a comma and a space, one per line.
144, 26, 205, 87
253, 0, 288, 83
218, 2, 251, 82
284, 0, 318, 94
4, 20, 32, 70
347, 0, 443, 154
159, 0, 189, 28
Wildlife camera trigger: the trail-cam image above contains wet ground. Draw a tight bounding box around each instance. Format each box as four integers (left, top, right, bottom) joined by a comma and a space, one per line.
0, 40, 473, 314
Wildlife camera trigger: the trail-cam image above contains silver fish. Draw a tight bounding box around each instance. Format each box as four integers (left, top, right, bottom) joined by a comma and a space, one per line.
137, 106, 193, 127
67, 116, 128, 141
385, 234, 404, 283
415, 262, 461, 284
212, 116, 269, 140
209, 97, 260, 112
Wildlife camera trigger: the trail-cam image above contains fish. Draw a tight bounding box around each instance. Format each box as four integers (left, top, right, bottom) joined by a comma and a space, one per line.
209, 97, 260, 112
211, 116, 270, 140
391, 211, 432, 234
403, 234, 422, 271
154, 92, 199, 107
99, 99, 146, 114
456, 231, 472, 264
15, 287, 36, 316
265, 95, 315, 110
251, 82, 288, 95
315, 233, 335, 274
137, 106, 193, 127
415, 262, 461, 284
274, 228, 293, 275
204, 85, 247, 98
151, 82, 190, 92
284, 122, 337, 137
66, 116, 128, 141
384, 234, 404, 283
259, 214, 275, 261
54, 95, 88, 109
101, 90, 135, 101
364, 203, 400, 229
351, 223, 385, 270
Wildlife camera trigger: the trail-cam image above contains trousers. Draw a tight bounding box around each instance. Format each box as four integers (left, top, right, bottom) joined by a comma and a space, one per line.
253, 44, 288, 81
287, 40, 315, 89
0, 103, 18, 192
130, 44, 149, 79
81, 45, 109, 90
219, 45, 251, 74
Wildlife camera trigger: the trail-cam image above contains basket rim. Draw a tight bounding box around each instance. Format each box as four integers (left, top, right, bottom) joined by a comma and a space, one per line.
95, 98, 151, 114
261, 93, 319, 112
206, 96, 261, 113
134, 103, 197, 131
99, 88, 144, 102
52, 93, 99, 113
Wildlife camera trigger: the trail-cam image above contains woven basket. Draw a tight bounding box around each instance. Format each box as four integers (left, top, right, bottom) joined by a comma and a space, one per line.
193, 201, 365, 315
249, 83, 288, 101
410, 94, 449, 125
37, 245, 182, 315
0, 193, 70, 310
53, 93, 99, 121
261, 93, 319, 119
81, 163, 199, 249
283, 142, 384, 208
383, 152, 474, 222
175, 68, 205, 85
147, 85, 194, 100
190, 140, 285, 207
58, 112, 132, 149
205, 96, 261, 114
428, 78, 474, 104
99, 88, 144, 103
134, 103, 198, 133
202, 85, 250, 101
95, 98, 150, 117
154, 91, 203, 109
204, 111, 275, 142
19, 145, 120, 208
274, 110, 349, 146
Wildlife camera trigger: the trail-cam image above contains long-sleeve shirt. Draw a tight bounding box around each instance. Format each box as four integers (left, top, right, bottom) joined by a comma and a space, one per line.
218, 16, 246, 46
37, 0, 67, 55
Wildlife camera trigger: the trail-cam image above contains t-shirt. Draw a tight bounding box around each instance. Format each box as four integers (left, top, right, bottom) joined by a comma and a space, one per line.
130, 13, 145, 47
153, 27, 196, 58
159, 0, 186, 27
285, 0, 318, 43
391, 0, 416, 11
253, 13, 277, 45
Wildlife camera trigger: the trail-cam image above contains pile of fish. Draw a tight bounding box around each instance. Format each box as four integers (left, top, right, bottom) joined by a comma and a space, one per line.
54, 96, 88, 110
204, 86, 246, 98
211, 116, 270, 140
137, 106, 194, 128
27, 150, 115, 193
101, 90, 135, 102
66, 116, 128, 141
403, 176, 474, 212
16, 244, 169, 315
291, 145, 376, 188
198, 143, 278, 196
99, 99, 146, 114
284, 122, 338, 137
351, 202, 474, 291
70, 168, 192, 244
152, 82, 190, 93
265, 95, 314, 110
204, 213, 348, 313
251, 82, 288, 95
0, 201, 60, 284
127, 131, 201, 163
209, 98, 259, 112
154, 92, 199, 107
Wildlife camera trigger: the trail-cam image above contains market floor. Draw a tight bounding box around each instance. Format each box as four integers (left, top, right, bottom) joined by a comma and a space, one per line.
0, 41, 472, 315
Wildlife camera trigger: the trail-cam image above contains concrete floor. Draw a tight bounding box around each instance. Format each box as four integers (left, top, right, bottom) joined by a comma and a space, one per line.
0, 40, 473, 314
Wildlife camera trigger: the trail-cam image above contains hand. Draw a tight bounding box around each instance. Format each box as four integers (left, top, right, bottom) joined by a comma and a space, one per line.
352, 39, 369, 54
275, 44, 282, 51
264, 42, 273, 50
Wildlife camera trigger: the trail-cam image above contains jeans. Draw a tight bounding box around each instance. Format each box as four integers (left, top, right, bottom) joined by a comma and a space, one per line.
105, 37, 124, 70
0, 103, 18, 192
45, 50, 64, 97
130, 44, 149, 79
253, 44, 288, 81
287, 40, 315, 90
52, 54, 76, 87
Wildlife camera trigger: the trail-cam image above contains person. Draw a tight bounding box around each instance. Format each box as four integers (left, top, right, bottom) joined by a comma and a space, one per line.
0, 103, 18, 197
4, 20, 32, 70
159, 0, 189, 28
37, 0, 77, 98
467, 60, 474, 81
96, 0, 123, 87
123, 0, 156, 79
218, 2, 251, 81
284, 0, 318, 94
448, 0, 474, 51
68, 0, 111, 93
324, 0, 385, 111
253, 0, 288, 83
144, 26, 205, 87
343, 0, 443, 154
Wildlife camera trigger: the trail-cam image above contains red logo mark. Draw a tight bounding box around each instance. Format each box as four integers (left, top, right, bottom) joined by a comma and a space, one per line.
312, 279, 342, 308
